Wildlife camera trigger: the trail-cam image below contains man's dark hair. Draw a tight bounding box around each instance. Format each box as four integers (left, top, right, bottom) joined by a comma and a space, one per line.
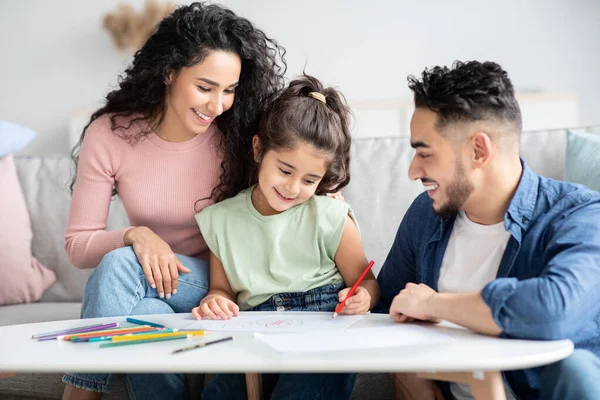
408, 61, 522, 135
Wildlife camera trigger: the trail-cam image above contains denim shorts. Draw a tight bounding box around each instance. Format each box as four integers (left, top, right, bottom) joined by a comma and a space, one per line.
250, 282, 346, 313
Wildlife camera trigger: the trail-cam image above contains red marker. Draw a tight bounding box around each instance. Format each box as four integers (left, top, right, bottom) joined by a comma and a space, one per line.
332, 260, 375, 319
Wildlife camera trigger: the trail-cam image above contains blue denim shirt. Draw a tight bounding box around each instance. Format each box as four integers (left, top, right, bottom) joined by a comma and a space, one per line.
375, 160, 600, 400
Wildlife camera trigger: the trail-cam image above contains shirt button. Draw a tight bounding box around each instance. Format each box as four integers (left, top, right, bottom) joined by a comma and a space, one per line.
276, 306, 285, 312
522, 216, 528, 224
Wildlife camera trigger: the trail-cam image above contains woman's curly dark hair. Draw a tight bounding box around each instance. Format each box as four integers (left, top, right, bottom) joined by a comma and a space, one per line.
252, 74, 353, 195
408, 60, 522, 134
69, 1, 286, 202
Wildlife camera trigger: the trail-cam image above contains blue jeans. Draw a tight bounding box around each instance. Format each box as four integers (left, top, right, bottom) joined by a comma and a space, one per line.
540, 349, 600, 400
62, 247, 209, 400
202, 282, 356, 400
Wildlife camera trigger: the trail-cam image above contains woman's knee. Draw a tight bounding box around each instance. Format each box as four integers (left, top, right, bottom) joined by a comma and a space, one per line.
90, 247, 141, 283
175, 254, 210, 291
82, 247, 143, 314
100, 247, 138, 268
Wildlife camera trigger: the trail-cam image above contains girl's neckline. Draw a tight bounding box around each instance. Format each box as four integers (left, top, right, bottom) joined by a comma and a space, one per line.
245, 185, 303, 222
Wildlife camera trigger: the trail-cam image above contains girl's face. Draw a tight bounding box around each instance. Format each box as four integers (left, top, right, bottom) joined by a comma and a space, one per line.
252, 138, 330, 216
164, 50, 241, 138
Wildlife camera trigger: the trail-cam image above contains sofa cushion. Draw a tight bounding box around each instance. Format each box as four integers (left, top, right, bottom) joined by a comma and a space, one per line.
14, 156, 130, 302
0, 302, 81, 327
0, 154, 56, 306
0, 121, 36, 158
565, 129, 600, 192
519, 128, 567, 180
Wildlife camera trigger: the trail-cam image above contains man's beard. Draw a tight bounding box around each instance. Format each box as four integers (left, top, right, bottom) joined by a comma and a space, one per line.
434, 161, 474, 220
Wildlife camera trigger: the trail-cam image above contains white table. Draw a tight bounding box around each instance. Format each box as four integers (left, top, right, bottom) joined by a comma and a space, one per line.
0, 312, 573, 400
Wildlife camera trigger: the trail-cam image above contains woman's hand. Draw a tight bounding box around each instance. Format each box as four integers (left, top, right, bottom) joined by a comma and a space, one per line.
124, 226, 190, 299
337, 286, 371, 315
327, 191, 345, 202
193, 294, 240, 320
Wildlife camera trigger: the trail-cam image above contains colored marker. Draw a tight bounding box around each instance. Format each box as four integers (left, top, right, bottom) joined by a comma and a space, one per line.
110, 331, 205, 342
60, 326, 154, 341
88, 329, 178, 342
35, 323, 119, 341
100, 335, 190, 348
332, 260, 375, 319
126, 317, 166, 328
70, 327, 164, 342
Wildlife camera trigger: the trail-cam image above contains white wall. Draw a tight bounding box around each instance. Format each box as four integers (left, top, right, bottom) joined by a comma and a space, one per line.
1, 0, 599, 154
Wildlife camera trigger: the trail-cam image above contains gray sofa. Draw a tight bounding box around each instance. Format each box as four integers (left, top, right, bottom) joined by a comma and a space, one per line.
0, 126, 595, 399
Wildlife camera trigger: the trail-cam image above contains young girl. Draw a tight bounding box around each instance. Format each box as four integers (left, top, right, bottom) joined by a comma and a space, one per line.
193, 75, 380, 400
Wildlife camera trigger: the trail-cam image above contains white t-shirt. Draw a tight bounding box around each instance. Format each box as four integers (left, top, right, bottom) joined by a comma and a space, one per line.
437, 210, 517, 400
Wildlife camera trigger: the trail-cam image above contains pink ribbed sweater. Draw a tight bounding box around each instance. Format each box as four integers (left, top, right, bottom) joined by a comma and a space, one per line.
65, 114, 222, 269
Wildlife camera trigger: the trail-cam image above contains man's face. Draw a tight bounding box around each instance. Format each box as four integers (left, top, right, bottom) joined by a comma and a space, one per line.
408, 108, 474, 219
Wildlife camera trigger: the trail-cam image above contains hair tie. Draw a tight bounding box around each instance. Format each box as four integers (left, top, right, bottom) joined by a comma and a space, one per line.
308, 92, 326, 104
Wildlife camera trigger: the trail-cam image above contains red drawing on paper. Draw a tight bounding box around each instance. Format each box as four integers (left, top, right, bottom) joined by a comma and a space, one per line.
229, 319, 304, 330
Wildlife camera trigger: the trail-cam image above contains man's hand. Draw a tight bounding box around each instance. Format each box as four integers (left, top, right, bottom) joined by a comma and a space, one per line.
390, 283, 439, 323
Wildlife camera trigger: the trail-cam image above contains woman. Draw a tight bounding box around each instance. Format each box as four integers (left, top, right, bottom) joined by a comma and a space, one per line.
62, 2, 285, 399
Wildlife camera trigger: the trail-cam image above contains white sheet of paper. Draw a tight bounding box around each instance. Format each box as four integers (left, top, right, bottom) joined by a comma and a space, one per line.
255, 324, 456, 353
185, 313, 363, 333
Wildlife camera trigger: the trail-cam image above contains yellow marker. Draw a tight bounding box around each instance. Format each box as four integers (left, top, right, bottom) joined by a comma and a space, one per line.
110, 331, 205, 341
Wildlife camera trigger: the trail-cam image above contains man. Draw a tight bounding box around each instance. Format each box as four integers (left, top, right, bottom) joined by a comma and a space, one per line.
375, 60, 600, 399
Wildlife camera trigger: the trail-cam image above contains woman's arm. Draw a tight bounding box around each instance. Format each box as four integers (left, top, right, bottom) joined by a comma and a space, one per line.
64, 123, 133, 269
335, 215, 380, 311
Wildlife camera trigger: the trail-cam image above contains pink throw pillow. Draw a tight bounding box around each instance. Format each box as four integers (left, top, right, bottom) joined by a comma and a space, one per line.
0, 154, 56, 305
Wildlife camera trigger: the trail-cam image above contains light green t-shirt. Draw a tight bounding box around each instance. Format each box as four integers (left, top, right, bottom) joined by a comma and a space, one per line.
195, 186, 357, 310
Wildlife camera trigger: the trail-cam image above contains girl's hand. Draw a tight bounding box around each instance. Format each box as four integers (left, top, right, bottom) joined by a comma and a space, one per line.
124, 226, 190, 299
193, 294, 240, 320
337, 286, 371, 315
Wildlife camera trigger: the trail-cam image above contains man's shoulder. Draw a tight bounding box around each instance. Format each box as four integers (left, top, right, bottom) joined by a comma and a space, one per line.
537, 176, 600, 215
